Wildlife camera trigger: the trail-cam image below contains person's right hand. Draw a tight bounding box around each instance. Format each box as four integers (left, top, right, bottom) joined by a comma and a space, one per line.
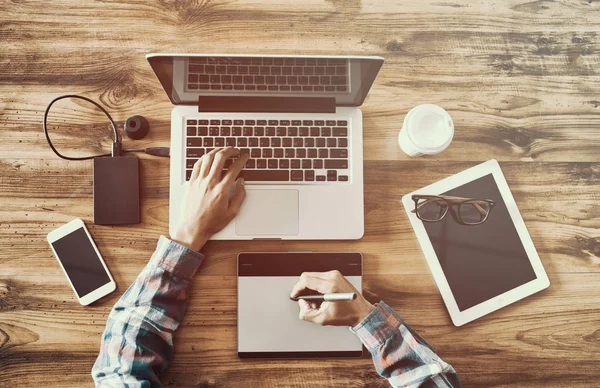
290, 270, 374, 327
170, 147, 249, 251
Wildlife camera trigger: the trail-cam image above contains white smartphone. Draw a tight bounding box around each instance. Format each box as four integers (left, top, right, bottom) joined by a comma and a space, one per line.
47, 218, 116, 305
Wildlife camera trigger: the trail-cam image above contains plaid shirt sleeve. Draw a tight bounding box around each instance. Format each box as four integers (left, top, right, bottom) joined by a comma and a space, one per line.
92, 236, 203, 388
351, 302, 461, 388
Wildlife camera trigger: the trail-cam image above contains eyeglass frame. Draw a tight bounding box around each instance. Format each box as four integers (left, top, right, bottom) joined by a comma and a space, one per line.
411, 195, 496, 225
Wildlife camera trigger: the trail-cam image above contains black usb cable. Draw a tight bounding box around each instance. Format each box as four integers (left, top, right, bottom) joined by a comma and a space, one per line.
43, 95, 169, 160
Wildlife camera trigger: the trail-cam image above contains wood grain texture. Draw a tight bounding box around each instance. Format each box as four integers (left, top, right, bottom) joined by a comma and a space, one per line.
1, 0, 599, 387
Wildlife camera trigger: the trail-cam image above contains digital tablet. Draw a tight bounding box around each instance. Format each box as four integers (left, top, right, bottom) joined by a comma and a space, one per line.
237, 252, 363, 358
402, 160, 549, 326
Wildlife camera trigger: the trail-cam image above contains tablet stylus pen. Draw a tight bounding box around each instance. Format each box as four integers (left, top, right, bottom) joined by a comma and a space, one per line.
291, 293, 357, 301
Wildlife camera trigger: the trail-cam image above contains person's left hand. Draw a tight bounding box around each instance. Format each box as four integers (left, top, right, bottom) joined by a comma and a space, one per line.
171, 147, 249, 251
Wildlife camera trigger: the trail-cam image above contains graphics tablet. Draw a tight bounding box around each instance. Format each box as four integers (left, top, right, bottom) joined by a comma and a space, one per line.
402, 160, 549, 326
237, 252, 363, 358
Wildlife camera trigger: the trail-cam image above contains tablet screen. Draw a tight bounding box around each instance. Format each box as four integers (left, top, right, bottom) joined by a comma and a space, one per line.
421, 173, 537, 311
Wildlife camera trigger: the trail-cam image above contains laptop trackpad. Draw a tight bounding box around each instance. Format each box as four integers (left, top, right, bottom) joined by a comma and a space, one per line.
235, 189, 299, 236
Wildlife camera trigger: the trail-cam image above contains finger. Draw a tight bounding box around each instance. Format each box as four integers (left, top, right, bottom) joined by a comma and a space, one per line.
200, 148, 220, 178
298, 299, 320, 323
290, 273, 335, 298
228, 178, 246, 216
190, 158, 203, 181
222, 151, 249, 186
208, 147, 240, 180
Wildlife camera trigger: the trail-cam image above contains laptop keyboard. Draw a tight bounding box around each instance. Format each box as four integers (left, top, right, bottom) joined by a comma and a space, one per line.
185, 118, 350, 183
186, 57, 349, 93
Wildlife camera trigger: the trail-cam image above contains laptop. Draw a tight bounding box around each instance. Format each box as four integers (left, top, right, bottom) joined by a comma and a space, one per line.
147, 54, 384, 240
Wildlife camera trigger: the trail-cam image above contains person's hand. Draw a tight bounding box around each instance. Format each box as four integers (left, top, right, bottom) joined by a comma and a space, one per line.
290, 270, 374, 327
171, 147, 249, 251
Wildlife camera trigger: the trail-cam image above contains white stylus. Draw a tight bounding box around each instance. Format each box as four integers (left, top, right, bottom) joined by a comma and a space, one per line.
291, 292, 357, 302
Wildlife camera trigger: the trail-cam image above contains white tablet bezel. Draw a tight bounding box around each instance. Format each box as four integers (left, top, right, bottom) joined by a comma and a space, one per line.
401, 159, 549, 326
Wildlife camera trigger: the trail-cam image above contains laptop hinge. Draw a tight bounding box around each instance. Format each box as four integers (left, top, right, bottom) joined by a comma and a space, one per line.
198, 96, 336, 114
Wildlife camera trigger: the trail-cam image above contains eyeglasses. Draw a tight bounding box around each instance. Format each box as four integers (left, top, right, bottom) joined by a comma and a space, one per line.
411, 195, 495, 225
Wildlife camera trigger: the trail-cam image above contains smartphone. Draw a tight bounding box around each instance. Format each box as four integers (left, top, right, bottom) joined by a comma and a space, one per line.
47, 218, 116, 305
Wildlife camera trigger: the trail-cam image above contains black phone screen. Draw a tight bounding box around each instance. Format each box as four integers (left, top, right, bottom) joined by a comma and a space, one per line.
51, 227, 111, 297
422, 174, 537, 311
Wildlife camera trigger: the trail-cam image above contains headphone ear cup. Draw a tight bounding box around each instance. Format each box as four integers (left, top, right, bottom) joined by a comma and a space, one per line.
124, 116, 150, 140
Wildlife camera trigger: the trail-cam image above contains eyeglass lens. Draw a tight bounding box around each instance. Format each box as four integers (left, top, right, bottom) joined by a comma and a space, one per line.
459, 200, 490, 224
416, 198, 448, 221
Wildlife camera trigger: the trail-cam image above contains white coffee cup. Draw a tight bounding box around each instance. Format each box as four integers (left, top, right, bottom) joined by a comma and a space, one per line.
398, 104, 454, 156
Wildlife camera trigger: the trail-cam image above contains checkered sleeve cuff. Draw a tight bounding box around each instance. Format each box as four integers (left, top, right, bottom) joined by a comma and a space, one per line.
148, 236, 204, 281
351, 301, 403, 351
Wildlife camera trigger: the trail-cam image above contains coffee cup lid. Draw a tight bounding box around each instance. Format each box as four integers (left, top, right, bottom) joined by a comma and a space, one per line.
405, 104, 454, 154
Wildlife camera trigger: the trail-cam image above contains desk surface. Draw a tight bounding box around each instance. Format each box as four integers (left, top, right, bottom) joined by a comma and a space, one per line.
1, 1, 599, 387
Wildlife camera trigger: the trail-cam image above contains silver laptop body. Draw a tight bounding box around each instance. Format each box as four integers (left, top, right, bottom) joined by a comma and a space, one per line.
147, 53, 384, 240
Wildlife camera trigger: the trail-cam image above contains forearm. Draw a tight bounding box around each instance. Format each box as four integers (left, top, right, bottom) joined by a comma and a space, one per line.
352, 302, 460, 388
92, 236, 203, 387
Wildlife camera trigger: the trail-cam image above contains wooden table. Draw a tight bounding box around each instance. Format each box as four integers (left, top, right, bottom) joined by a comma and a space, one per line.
1, 1, 599, 387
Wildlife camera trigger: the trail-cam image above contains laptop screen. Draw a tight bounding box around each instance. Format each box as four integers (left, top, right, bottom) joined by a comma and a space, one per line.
147, 54, 383, 107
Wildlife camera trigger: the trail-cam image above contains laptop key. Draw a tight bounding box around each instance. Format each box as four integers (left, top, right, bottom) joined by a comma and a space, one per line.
274, 148, 284, 158
327, 138, 336, 147
296, 149, 306, 158
221, 127, 231, 136
285, 148, 295, 158
305, 138, 315, 147
198, 126, 208, 136
316, 175, 326, 181
291, 159, 301, 169
203, 138, 213, 147
338, 175, 349, 181
291, 170, 303, 181
251, 148, 261, 158
338, 138, 348, 147
215, 137, 225, 147
187, 127, 196, 136
249, 138, 259, 147
268, 159, 278, 169
325, 159, 348, 169
209, 127, 219, 136
186, 159, 198, 168
237, 138, 247, 147
187, 148, 203, 157
330, 149, 348, 158
238, 170, 289, 182
305, 170, 315, 181
243, 127, 253, 136
186, 170, 193, 181
302, 159, 311, 169
266, 127, 276, 136
279, 159, 290, 168
257, 159, 267, 169
313, 159, 323, 169
272, 138, 281, 147
277, 127, 286, 136
333, 127, 348, 137
327, 170, 337, 181
226, 138, 236, 147
187, 138, 203, 147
